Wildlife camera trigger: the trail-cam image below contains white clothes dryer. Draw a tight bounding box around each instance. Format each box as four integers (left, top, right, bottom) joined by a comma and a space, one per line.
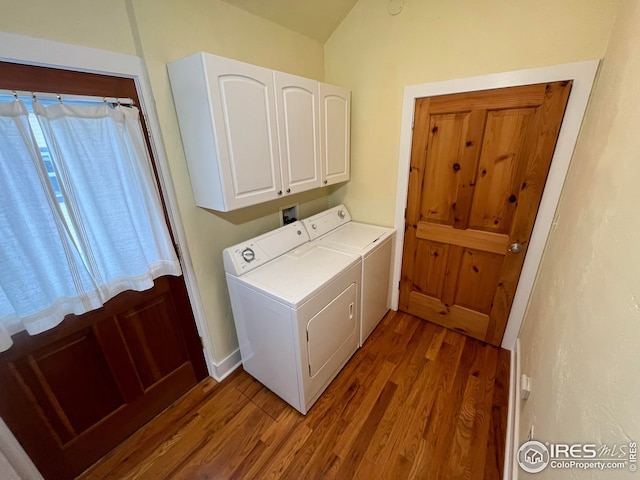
223, 221, 361, 415
301, 205, 395, 346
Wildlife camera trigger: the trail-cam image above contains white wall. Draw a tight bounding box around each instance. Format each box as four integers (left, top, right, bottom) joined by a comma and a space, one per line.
517, 0, 640, 477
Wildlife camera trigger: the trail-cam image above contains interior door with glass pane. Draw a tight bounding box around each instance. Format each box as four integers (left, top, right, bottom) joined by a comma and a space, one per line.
0, 62, 207, 480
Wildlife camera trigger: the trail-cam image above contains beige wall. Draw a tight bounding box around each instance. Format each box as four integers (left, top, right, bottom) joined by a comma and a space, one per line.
127, 0, 327, 363
3, 10, 636, 465
324, 0, 618, 226
517, 0, 640, 476
0, 0, 137, 55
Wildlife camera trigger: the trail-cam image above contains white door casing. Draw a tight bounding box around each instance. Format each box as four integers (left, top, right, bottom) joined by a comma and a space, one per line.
391, 60, 599, 350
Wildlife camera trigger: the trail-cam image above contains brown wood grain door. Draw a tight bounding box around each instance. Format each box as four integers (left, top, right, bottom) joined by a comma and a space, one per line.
0, 277, 207, 479
0, 62, 208, 479
399, 82, 572, 346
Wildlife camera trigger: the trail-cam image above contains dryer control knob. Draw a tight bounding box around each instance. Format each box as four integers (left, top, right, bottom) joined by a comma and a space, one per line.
337, 209, 346, 219
241, 247, 256, 263
312, 224, 317, 230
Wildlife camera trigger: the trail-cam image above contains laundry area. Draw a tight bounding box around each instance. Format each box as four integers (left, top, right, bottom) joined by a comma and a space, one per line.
2, 0, 639, 479
223, 205, 393, 415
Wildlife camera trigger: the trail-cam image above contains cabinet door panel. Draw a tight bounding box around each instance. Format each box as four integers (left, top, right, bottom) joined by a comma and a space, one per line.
211, 66, 281, 207
274, 72, 321, 195
320, 83, 351, 186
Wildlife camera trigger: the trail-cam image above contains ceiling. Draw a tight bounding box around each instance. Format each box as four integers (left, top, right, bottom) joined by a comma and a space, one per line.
219, 0, 359, 43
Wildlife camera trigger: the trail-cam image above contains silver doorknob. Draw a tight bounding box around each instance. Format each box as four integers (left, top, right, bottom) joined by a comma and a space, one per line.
508, 243, 523, 253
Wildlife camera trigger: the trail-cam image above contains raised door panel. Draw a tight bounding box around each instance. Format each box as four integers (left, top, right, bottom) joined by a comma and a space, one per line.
116, 286, 191, 390
319, 83, 351, 186
274, 72, 321, 195
205, 55, 282, 210
6, 327, 128, 445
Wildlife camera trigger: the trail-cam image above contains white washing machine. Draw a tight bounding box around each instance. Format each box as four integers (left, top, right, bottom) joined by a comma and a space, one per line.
301, 205, 395, 346
223, 221, 361, 415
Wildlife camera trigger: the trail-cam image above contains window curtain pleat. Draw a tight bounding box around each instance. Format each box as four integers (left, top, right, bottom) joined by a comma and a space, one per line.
0, 100, 181, 352
0, 101, 100, 351
34, 103, 181, 300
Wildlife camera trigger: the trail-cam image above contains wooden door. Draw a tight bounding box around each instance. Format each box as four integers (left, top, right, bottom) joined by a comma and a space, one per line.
0, 277, 207, 479
399, 82, 572, 346
0, 62, 208, 479
319, 82, 351, 186
274, 71, 322, 195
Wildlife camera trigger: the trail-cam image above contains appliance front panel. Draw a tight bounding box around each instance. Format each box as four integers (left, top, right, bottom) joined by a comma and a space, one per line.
295, 262, 361, 413
307, 282, 357, 377
360, 237, 394, 345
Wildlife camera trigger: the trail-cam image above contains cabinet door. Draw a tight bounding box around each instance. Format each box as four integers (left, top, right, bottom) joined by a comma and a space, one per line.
319, 83, 351, 186
205, 55, 282, 210
274, 72, 321, 195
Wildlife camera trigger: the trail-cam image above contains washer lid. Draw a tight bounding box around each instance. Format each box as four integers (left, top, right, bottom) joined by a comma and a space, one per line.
240, 243, 360, 305
319, 222, 394, 251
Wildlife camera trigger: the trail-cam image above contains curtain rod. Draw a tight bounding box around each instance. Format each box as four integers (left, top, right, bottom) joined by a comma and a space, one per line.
0, 89, 135, 106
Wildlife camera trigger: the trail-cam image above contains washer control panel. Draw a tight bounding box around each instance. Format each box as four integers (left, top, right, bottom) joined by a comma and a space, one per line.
223, 221, 310, 276
301, 205, 352, 241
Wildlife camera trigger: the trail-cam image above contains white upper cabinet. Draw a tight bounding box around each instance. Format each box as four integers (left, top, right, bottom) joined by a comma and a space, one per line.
320, 83, 351, 186
168, 52, 350, 211
274, 71, 321, 195
168, 53, 281, 211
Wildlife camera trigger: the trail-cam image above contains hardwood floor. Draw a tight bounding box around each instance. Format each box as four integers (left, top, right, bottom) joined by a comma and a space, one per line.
78, 311, 510, 480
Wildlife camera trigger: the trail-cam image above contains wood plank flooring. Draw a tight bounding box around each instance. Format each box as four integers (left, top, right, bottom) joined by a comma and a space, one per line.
78, 311, 510, 480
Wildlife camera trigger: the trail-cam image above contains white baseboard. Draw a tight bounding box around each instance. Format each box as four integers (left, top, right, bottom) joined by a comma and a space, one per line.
210, 348, 242, 382
504, 339, 521, 480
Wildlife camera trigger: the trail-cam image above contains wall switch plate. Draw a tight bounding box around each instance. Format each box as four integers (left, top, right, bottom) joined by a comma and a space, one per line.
520, 373, 531, 400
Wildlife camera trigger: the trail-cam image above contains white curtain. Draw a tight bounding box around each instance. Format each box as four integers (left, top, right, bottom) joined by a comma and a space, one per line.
0, 99, 181, 352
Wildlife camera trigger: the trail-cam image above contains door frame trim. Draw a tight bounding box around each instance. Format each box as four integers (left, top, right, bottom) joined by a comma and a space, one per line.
0, 31, 217, 374
391, 60, 599, 350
